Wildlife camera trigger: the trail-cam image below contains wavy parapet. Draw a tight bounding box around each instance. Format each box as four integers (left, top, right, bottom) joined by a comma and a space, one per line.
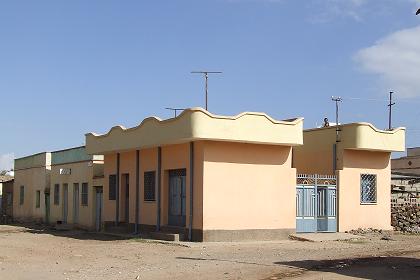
85, 107, 304, 155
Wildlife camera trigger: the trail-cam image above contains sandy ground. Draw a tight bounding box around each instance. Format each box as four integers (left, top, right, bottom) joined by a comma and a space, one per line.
0, 225, 419, 280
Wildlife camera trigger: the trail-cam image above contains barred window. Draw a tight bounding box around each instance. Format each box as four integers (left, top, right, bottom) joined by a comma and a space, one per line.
54, 184, 60, 205
19, 186, 24, 205
109, 175, 116, 200
36, 191, 40, 208
361, 174, 377, 204
144, 171, 156, 201
81, 183, 88, 206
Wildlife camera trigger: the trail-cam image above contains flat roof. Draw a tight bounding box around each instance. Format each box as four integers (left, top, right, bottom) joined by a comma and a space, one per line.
86, 107, 304, 155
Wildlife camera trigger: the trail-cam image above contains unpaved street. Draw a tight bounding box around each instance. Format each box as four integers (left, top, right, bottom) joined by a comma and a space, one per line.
0, 225, 419, 280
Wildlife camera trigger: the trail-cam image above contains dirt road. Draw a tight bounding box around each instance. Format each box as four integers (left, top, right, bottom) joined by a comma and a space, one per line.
0, 225, 419, 280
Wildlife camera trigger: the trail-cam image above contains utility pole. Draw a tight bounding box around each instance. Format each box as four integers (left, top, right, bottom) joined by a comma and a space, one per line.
165, 107, 185, 118
191, 71, 222, 110
331, 96, 342, 142
388, 91, 395, 130
331, 96, 342, 173
332, 97, 342, 127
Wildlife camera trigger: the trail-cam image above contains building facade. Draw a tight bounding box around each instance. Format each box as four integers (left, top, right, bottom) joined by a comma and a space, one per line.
0, 178, 14, 223
50, 146, 104, 230
293, 123, 405, 232
86, 108, 304, 241
13, 152, 51, 223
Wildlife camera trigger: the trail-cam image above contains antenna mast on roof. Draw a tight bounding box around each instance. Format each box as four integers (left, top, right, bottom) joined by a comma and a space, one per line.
191, 71, 222, 111
165, 107, 186, 118
388, 91, 395, 130
331, 96, 342, 142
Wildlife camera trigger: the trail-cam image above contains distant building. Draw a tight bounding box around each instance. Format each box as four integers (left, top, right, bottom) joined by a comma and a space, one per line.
392, 147, 420, 175
0, 178, 14, 223
391, 173, 420, 207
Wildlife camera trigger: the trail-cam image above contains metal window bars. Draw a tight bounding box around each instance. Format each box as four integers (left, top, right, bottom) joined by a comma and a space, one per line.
360, 174, 377, 203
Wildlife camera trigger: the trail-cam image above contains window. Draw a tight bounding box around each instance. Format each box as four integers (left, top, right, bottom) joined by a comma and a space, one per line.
109, 175, 116, 200
19, 186, 24, 205
36, 191, 40, 208
144, 171, 156, 201
54, 184, 60, 205
361, 174, 377, 204
81, 183, 88, 206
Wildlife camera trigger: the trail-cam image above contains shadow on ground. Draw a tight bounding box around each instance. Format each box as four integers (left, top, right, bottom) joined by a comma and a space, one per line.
1, 223, 131, 241
270, 254, 420, 280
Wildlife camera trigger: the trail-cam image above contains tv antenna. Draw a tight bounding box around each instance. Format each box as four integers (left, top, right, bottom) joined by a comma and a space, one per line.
191, 71, 222, 110
165, 107, 186, 118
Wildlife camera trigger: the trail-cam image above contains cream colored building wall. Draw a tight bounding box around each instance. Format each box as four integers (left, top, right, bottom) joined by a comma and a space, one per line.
50, 161, 102, 230
338, 150, 392, 231
13, 166, 50, 222
103, 143, 204, 230
293, 128, 341, 175
201, 142, 296, 230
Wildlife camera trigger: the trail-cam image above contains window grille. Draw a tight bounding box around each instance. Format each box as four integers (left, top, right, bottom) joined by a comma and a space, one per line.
19, 186, 24, 205
81, 183, 88, 206
360, 174, 377, 203
54, 184, 60, 205
109, 175, 116, 200
36, 191, 40, 208
144, 171, 156, 201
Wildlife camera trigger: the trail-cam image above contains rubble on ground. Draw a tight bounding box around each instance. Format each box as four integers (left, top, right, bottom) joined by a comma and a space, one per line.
391, 205, 420, 234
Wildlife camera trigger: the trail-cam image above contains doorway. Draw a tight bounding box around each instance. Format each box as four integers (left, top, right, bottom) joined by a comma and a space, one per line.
73, 183, 79, 224
44, 192, 50, 224
168, 169, 186, 227
122, 174, 129, 223
62, 184, 68, 223
95, 187, 103, 231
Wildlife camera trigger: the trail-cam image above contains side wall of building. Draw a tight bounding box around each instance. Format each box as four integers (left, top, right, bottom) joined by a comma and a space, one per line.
13, 167, 50, 222
50, 161, 100, 229
338, 150, 392, 231
201, 142, 296, 241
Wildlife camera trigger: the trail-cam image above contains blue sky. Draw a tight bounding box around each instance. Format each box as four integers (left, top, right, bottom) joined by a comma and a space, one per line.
1, 0, 420, 169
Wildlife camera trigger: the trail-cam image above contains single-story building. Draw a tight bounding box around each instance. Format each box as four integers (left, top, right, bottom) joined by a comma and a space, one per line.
0, 178, 14, 223
85, 107, 304, 241
293, 123, 405, 232
13, 152, 51, 223
50, 146, 104, 230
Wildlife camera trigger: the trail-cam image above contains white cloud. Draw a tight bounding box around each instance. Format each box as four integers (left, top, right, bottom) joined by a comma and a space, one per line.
0, 153, 14, 171
307, 0, 370, 23
354, 25, 420, 97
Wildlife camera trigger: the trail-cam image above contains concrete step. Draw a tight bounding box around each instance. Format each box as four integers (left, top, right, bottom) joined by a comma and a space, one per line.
55, 223, 74, 231
148, 231, 185, 242
106, 226, 131, 234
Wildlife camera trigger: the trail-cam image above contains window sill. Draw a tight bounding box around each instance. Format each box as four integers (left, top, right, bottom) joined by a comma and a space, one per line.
360, 202, 377, 205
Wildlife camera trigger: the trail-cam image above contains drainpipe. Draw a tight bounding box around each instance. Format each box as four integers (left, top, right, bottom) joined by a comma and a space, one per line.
156, 147, 162, 232
116, 153, 120, 226
135, 150, 140, 234
189, 142, 194, 241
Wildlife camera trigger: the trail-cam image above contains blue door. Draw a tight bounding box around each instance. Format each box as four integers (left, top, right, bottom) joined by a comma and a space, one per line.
296, 175, 337, 233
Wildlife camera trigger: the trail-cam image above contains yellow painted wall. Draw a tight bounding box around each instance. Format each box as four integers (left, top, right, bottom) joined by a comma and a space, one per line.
50, 161, 103, 230
293, 125, 398, 232
103, 143, 204, 230
338, 150, 392, 231
202, 142, 296, 230
13, 167, 50, 222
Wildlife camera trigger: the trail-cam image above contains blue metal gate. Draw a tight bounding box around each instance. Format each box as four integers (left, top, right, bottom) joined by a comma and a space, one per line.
296, 174, 337, 233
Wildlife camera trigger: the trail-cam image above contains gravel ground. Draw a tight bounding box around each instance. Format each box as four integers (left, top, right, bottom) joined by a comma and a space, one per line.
0, 225, 419, 280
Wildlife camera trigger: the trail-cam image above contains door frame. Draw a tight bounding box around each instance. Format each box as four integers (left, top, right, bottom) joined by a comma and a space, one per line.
73, 183, 79, 224
62, 184, 68, 223
168, 169, 187, 227
95, 186, 103, 231
296, 174, 337, 233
